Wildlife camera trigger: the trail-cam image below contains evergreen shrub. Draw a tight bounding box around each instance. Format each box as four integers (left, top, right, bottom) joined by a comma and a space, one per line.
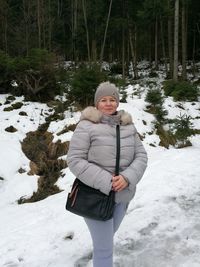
155, 123, 176, 149
145, 89, 168, 123
163, 80, 199, 101
149, 71, 158, 78
110, 63, 123, 75
109, 77, 127, 89
69, 65, 106, 107
12, 49, 62, 102
145, 89, 163, 106
27, 48, 55, 70
163, 80, 177, 96
120, 90, 127, 103
0, 50, 14, 93
0, 49, 67, 102
171, 114, 193, 147
171, 82, 198, 101
155, 106, 168, 123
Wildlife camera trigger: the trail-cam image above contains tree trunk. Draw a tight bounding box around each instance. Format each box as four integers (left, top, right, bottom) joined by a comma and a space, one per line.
4, 15, 8, 53
57, 0, 62, 16
82, 0, 91, 63
71, 0, 78, 63
48, 0, 52, 51
149, 25, 152, 63
22, 0, 29, 55
122, 0, 125, 79
37, 0, 41, 48
42, 3, 46, 49
100, 0, 113, 64
129, 26, 138, 79
133, 24, 138, 79
122, 27, 125, 79
91, 39, 97, 62
173, 0, 179, 82
168, 17, 173, 78
167, 0, 173, 78
154, 16, 158, 70
181, 1, 187, 80
160, 18, 168, 75
1, 1, 9, 53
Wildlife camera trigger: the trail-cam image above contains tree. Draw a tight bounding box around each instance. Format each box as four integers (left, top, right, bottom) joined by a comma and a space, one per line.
82, 0, 91, 63
167, 0, 173, 78
160, 15, 168, 75
0, 0, 200, 70
137, 0, 169, 71
69, 65, 106, 107
0, 0, 9, 53
71, 0, 78, 62
173, 0, 179, 82
181, 0, 187, 80
100, 0, 113, 64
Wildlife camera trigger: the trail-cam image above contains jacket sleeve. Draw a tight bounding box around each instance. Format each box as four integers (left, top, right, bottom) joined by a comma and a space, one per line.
120, 132, 148, 191
67, 121, 112, 195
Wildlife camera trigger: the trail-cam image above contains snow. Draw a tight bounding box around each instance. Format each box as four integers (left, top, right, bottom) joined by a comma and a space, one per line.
0, 82, 200, 267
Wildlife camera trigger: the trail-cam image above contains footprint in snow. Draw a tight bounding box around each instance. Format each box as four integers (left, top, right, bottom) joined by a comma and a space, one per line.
74, 251, 92, 267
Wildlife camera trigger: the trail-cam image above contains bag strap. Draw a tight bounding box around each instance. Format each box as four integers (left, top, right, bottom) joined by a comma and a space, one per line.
115, 124, 120, 176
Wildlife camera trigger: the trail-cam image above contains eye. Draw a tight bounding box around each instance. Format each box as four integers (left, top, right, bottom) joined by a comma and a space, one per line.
100, 99, 107, 102
108, 98, 116, 103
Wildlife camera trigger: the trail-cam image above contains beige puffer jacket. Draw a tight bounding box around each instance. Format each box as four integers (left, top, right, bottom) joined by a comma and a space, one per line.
67, 106, 148, 203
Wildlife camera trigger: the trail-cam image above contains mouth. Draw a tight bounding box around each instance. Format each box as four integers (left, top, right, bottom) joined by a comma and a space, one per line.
104, 107, 113, 110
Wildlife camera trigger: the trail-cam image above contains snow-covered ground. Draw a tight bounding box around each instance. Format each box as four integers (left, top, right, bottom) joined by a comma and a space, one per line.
0, 83, 200, 267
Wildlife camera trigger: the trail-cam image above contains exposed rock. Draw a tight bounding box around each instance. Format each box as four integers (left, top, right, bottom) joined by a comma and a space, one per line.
12, 102, 23, 109
28, 161, 40, 175
20, 128, 69, 203
19, 111, 27, 116
18, 167, 26, 174
5, 126, 17, 132
7, 95, 16, 101
57, 124, 77, 135
3, 106, 14, 111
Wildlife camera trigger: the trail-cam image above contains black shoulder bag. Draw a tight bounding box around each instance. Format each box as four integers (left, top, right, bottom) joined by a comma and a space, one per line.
65, 124, 120, 221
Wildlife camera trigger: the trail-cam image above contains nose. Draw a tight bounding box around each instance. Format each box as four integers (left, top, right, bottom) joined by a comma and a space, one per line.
105, 100, 112, 105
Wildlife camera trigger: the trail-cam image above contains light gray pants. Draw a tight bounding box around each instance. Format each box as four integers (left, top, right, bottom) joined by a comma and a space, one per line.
84, 203, 127, 267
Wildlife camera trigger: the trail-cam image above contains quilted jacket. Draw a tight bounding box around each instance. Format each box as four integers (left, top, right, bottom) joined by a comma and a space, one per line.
67, 106, 148, 203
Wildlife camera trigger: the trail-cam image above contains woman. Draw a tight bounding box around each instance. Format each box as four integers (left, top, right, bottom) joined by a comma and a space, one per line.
67, 81, 148, 267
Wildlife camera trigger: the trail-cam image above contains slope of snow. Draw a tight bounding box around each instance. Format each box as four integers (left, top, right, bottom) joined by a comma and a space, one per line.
0, 85, 200, 267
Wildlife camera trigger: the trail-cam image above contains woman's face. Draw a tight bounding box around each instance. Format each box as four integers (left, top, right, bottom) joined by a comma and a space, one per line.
97, 96, 118, 115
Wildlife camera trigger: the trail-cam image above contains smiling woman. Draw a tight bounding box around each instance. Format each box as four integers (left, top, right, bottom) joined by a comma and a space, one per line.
67, 81, 148, 267
97, 96, 118, 115
94, 81, 120, 108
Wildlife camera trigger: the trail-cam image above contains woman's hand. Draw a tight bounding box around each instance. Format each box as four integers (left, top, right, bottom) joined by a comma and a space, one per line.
112, 175, 128, 192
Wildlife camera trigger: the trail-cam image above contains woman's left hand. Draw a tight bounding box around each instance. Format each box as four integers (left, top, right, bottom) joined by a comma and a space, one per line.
112, 175, 128, 192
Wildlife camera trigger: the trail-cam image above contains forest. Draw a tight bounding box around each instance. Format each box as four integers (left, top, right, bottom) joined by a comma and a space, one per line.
0, 0, 200, 104
0, 2, 200, 265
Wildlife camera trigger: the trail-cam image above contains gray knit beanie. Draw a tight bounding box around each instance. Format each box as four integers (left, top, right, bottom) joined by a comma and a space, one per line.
94, 81, 120, 107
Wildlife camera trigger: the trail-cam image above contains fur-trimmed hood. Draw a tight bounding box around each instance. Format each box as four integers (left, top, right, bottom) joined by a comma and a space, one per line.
67, 106, 147, 203
80, 106, 133, 126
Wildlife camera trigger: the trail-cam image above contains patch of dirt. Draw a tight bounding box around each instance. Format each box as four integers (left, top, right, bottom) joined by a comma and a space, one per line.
20, 127, 69, 203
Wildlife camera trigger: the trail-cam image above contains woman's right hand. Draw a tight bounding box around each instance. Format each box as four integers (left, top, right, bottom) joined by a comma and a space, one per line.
112, 175, 128, 192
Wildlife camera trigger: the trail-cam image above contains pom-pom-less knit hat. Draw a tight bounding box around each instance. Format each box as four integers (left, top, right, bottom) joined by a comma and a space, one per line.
94, 81, 120, 107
